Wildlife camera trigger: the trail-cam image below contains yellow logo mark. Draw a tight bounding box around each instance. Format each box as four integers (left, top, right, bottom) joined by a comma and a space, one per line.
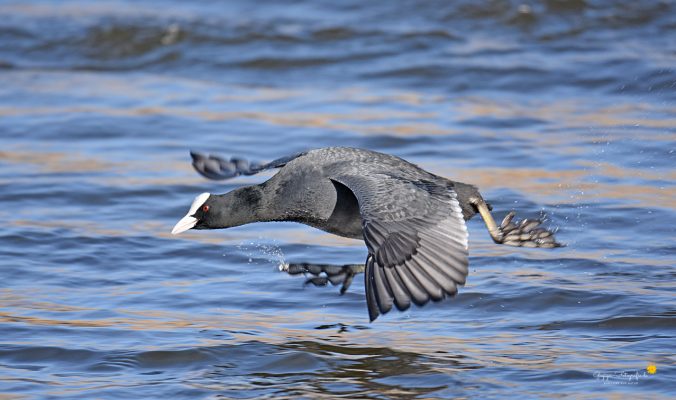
646, 364, 657, 374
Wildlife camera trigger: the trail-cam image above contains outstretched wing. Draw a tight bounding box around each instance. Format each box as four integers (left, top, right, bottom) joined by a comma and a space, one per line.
331, 174, 470, 322
190, 150, 307, 180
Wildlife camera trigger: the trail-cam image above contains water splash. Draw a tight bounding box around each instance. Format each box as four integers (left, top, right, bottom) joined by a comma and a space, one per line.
234, 239, 287, 270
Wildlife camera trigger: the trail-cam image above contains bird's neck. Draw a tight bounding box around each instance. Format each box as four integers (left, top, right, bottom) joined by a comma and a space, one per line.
214, 183, 283, 228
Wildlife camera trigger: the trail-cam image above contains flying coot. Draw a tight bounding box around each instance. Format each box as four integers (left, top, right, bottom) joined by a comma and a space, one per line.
172, 147, 561, 321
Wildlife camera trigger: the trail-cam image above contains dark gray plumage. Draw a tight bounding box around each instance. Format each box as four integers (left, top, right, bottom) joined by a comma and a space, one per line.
173, 147, 562, 321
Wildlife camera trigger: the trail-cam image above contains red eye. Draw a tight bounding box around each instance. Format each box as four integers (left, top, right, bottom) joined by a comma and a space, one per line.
202, 205, 210, 213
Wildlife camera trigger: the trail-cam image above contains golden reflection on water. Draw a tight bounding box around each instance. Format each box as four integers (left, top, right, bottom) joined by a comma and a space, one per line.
440, 166, 675, 209
0, 286, 653, 377
2, 132, 673, 211
457, 97, 676, 129
0, 290, 94, 313
0, 150, 116, 173
2, 102, 673, 139
1, 72, 673, 136
2, 74, 673, 211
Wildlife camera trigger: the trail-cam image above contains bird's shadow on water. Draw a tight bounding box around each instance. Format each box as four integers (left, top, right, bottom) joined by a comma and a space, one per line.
280, 262, 365, 296
193, 339, 473, 398
199, 260, 478, 396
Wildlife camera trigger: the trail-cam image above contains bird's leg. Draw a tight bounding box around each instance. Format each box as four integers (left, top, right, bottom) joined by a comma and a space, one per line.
472, 198, 502, 242
470, 197, 563, 248
280, 262, 365, 294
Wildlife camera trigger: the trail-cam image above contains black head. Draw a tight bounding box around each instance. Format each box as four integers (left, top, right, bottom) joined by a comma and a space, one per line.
171, 187, 264, 234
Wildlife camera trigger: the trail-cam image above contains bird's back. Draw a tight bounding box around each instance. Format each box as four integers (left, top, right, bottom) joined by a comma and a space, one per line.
287, 147, 480, 220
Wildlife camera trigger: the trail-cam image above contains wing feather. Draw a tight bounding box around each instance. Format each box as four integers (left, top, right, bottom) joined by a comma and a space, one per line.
330, 173, 470, 321
383, 267, 410, 311
395, 264, 430, 306
372, 257, 394, 314
405, 258, 445, 301
364, 255, 380, 322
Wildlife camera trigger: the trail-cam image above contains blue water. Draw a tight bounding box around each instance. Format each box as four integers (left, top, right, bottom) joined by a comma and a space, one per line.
0, 0, 674, 398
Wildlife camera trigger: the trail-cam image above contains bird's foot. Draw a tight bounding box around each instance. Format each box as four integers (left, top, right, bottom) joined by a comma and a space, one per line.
280, 262, 365, 294
190, 151, 265, 180
492, 211, 563, 248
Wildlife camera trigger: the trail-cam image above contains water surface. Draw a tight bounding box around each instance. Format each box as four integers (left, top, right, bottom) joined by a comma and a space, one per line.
0, 0, 674, 398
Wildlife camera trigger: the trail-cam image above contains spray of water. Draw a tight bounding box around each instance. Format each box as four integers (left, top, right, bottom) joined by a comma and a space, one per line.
233, 238, 287, 271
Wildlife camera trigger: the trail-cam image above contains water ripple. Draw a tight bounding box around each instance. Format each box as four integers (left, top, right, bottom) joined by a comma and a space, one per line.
0, 0, 673, 398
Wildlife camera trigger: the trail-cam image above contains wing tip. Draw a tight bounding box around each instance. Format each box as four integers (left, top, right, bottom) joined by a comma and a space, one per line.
365, 256, 381, 322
